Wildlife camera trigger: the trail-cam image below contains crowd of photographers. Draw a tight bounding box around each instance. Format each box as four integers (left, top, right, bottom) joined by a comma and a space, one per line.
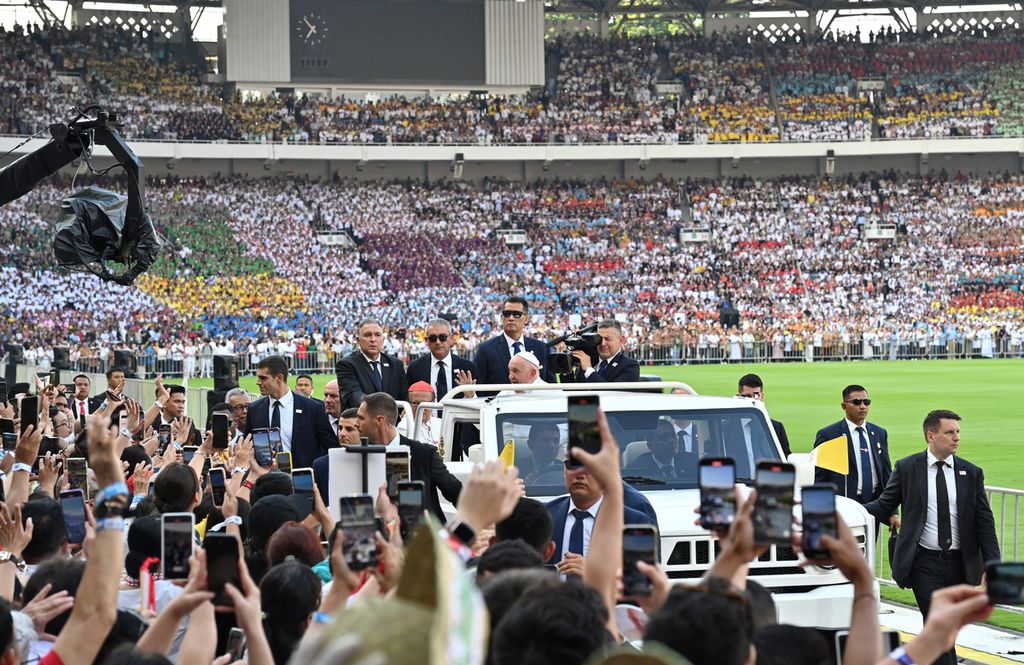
3, 23, 1024, 145
0, 366, 1002, 665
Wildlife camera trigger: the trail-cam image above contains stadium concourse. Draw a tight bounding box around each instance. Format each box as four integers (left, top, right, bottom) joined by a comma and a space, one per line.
2, 23, 1024, 144
1, 172, 1022, 372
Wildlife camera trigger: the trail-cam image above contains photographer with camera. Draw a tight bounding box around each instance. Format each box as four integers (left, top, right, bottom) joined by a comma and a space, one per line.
559, 319, 640, 384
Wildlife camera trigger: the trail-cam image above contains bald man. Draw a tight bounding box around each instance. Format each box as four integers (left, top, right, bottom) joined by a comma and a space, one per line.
323, 379, 342, 436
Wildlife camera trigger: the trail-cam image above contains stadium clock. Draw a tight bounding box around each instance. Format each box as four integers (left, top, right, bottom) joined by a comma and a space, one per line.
296, 13, 328, 46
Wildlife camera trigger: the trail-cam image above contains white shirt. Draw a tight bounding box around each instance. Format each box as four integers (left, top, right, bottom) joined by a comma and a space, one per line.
329, 415, 339, 436
583, 351, 621, 379
672, 422, 695, 454
560, 495, 604, 560
269, 391, 295, 452
920, 450, 960, 551
845, 419, 880, 495
429, 353, 453, 396
73, 398, 90, 418
504, 333, 526, 357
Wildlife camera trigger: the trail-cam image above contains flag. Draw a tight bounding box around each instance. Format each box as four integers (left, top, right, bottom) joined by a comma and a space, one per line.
810, 434, 848, 475
498, 440, 515, 470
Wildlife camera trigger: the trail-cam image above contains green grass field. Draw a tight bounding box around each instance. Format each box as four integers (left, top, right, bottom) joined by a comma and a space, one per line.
189, 359, 1024, 629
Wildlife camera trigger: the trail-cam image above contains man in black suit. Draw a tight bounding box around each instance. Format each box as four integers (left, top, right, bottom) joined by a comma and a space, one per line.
358, 392, 461, 522
90, 367, 127, 412
336, 319, 408, 410
561, 319, 640, 384
69, 374, 95, 421
627, 420, 696, 480
864, 410, 999, 665
736, 373, 791, 457
473, 296, 553, 387
245, 355, 337, 470
407, 318, 478, 401
813, 384, 893, 509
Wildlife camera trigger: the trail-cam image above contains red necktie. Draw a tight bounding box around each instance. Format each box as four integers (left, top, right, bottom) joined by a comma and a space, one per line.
80, 401, 86, 417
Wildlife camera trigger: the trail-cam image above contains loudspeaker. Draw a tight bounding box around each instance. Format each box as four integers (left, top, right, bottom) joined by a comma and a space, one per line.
207, 389, 233, 417
4, 344, 24, 365
112, 349, 136, 377
213, 355, 239, 391
53, 346, 70, 370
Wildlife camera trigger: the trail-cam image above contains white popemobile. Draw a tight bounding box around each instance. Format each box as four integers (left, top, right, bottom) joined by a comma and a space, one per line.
410, 380, 876, 631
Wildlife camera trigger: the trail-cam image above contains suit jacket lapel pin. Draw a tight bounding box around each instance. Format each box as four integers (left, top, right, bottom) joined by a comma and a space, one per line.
383, 363, 390, 368
959, 470, 967, 475
611, 362, 619, 367
295, 409, 303, 414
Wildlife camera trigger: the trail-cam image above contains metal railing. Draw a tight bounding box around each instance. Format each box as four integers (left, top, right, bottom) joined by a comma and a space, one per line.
874, 485, 1024, 615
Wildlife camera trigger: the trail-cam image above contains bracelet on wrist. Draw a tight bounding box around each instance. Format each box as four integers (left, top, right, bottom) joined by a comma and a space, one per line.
888, 647, 914, 665
11, 462, 32, 474
312, 611, 332, 625
96, 517, 126, 532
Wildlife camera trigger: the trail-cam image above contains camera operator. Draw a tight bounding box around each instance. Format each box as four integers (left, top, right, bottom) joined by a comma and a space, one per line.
561, 319, 640, 383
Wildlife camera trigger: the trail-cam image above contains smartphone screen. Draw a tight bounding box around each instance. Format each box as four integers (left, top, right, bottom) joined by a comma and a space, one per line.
987, 562, 1024, 605
622, 525, 658, 597
754, 462, 796, 545
397, 480, 425, 541
66, 458, 89, 500
292, 468, 314, 518
208, 467, 227, 507
212, 413, 230, 450
276, 452, 293, 475
385, 450, 410, 500
226, 627, 247, 661
158, 425, 172, 453
1, 433, 16, 453
48, 369, 59, 388
0, 418, 14, 435
338, 494, 377, 570
567, 394, 600, 468
252, 429, 273, 466
267, 428, 282, 454
801, 484, 838, 560
182, 446, 198, 464
161, 513, 195, 580
204, 533, 241, 606
59, 489, 88, 545
699, 457, 737, 532
0, 381, 7, 405
19, 395, 38, 436
835, 630, 899, 664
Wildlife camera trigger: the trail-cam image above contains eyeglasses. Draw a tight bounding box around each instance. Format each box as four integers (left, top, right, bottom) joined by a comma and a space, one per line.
230, 404, 249, 412
502, 310, 525, 319
427, 334, 449, 343
845, 399, 872, 406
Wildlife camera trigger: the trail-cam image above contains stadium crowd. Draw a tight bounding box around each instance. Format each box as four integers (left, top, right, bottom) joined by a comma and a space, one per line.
3, 22, 1024, 145
2, 170, 1022, 372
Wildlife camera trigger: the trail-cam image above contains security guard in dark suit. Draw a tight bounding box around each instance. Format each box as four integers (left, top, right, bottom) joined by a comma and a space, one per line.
560, 319, 640, 384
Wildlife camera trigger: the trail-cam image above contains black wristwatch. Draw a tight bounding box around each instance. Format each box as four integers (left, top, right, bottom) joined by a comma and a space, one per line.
446, 519, 476, 546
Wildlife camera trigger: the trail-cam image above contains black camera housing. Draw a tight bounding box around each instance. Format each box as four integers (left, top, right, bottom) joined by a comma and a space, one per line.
547, 328, 602, 375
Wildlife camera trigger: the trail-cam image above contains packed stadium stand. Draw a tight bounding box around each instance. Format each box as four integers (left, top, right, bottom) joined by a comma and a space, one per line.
3, 22, 1024, 144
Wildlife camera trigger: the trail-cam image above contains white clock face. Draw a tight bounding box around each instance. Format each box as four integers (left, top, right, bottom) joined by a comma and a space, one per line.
296, 13, 328, 46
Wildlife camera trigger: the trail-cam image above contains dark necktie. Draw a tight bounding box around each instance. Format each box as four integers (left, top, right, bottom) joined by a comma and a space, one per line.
856, 427, 872, 499
512, 341, 523, 356
271, 400, 281, 431
371, 361, 383, 391
677, 430, 690, 454
935, 460, 952, 551
596, 359, 608, 376
567, 508, 591, 556
435, 361, 448, 398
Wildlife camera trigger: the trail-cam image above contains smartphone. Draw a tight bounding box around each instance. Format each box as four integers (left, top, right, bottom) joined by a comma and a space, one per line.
835, 630, 899, 665
182, 445, 198, 464
0, 418, 14, 435
208, 467, 227, 508
158, 424, 172, 453
801, 484, 838, 560
754, 461, 796, 545
267, 428, 282, 454
276, 451, 293, 475
48, 369, 59, 388
212, 412, 230, 450
622, 525, 659, 597
987, 562, 1024, 605
385, 449, 410, 500
59, 489, 88, 545
19, 395, 38, 437
397, 480, 425, 542
161, 512, 195, 580
699, 457, 737, 532
1, 433, 16, 453
292, 467, 315, 518
118, 410, 129, 432
252, 428, 273, 467
225, 627, 247, 661
338, 494, 377, 570
66, 458, 90, 500
0, 380, 7, 405
567, 394, 600, 469
204, 533, 241, 606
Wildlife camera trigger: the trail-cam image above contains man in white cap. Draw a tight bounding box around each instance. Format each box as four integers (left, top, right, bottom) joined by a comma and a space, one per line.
501, 351, 547, 395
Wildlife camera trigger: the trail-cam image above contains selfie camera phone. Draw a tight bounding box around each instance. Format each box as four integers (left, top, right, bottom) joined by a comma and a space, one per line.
699, 457, 737, 532
338, 494, 377, 570
397, 480, 426, 541
567, 394, 600, 468
622, 524, 659, 597
161, 512, 195, 580
801, 484, 838, 560
59, 489, 88, 546
754, 461, 796, 545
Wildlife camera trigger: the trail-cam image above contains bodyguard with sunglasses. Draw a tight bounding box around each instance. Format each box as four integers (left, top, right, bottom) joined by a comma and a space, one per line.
813, 384, 894, 511
407, 318, 478, 402
474, 296, 554, 388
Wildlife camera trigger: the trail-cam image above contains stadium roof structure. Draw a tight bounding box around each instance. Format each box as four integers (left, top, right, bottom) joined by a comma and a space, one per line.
545, 0, 1020, 14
